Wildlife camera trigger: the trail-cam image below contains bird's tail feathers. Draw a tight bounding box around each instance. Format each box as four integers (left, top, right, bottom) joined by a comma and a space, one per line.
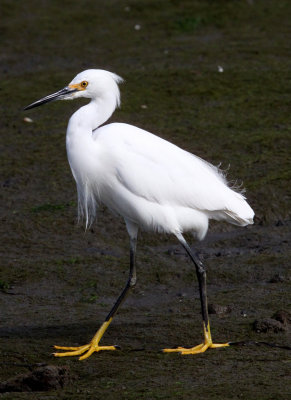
224, 192, 254, 226
223, 209, 254, 226
207, 190, 254, 227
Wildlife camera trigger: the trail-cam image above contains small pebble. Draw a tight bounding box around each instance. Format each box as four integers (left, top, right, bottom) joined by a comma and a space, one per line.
134, 24, 141, 30
23, 117, 33, 123
208, 303, 231, 315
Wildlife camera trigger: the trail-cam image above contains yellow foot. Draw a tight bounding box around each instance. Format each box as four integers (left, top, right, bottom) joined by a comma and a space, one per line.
163, 321, 229, 355
53, 318, 117, 360
54, 343, 117, 360
163, 341, 229, 355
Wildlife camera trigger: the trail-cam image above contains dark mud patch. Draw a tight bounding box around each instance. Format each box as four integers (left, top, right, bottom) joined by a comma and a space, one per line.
1, 218, 290, 399
272, 310, 291, 326
253, 318, 288, 334
0, 365, 73, 393
253, 310, 291, 334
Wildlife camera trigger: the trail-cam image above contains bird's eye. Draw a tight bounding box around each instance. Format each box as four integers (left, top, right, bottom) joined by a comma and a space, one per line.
81, 81, 88, 88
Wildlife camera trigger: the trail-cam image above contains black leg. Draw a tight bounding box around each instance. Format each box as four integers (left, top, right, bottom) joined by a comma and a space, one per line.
105, 237, 137, 321
163, 233, 229, 354
179, 238, 209, 329
54, 235, 138, 359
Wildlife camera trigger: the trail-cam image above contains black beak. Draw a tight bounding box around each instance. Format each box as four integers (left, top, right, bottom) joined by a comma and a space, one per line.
24, 87, 78, 110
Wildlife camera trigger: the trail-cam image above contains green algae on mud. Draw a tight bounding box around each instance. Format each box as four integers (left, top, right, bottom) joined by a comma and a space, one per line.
1, 0, 291, 399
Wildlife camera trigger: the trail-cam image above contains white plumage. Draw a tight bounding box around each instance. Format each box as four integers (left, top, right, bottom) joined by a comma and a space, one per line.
24, 69, 254, 359
65, 70, 254, 241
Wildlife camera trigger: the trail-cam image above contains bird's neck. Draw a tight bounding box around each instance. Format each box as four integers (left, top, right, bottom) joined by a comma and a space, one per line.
69, 94, 117, 133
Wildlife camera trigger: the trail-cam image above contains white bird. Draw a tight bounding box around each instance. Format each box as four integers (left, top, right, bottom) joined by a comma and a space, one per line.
24, 69, 254, 360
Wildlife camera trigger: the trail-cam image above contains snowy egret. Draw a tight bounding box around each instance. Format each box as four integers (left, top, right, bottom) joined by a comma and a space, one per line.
25, 69, 254, 360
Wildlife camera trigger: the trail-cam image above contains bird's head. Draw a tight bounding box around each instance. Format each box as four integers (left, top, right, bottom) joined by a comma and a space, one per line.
24, 69, 123, 110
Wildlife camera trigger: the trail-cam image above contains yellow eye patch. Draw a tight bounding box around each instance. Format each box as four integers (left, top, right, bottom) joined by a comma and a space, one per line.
69, 80, 88, 91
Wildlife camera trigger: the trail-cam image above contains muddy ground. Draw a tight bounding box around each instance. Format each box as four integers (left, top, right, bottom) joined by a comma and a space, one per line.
1, 0, 290, 399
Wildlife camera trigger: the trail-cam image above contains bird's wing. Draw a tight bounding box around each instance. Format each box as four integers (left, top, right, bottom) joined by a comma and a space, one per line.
95, 123, 237, 213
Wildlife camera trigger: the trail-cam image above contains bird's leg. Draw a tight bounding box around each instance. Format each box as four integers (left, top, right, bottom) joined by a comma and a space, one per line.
163, 234, 229, 355
54, 237, 137, 360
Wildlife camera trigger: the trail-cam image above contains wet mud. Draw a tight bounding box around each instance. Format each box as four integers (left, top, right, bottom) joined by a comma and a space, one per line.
1, 1, 290, 399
